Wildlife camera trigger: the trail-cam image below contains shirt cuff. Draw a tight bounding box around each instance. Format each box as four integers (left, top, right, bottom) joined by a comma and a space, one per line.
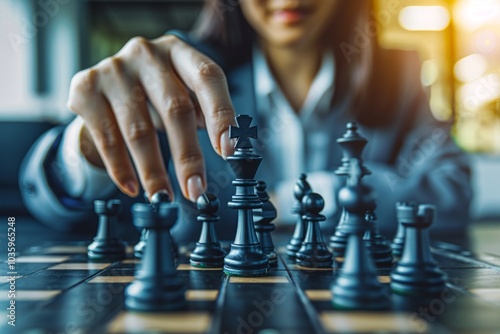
275, 171, 340, 224
56, 116, 116, 201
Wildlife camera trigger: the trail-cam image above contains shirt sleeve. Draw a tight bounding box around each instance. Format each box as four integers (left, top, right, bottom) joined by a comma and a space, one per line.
57, 116, 116, 201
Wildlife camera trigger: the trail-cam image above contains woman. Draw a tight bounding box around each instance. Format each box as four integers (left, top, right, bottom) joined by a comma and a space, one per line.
20, 0, 471, 241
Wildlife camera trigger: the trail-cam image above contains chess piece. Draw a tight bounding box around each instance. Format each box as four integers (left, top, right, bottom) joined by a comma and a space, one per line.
391, 202, 408, 258
134, 229, 148, 259
363, 211, 393, 268
330, 122, 371, 257
286, 174, 312, 258
134, 191, 178, 259
296, 193, 333, 268
331, 158, 390, 310
190, 193, 226, 268
88, 199, 126, 262
391, 203, 447, 296
254, 181, 278, 266
125, 201, 186, 311
223, 115, 269, 276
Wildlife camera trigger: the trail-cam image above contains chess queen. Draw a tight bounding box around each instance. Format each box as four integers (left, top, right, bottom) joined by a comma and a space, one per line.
21, 1, 471, 243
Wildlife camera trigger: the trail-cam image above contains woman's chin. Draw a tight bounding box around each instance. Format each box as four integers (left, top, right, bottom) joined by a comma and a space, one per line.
265, 31, 313, 49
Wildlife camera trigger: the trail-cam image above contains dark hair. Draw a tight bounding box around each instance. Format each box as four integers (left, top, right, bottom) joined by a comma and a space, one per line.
194, 0, 387, 124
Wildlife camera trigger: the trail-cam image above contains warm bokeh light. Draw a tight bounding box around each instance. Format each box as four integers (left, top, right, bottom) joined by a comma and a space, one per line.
473, 30, 500, 56
454, 54, 488, 82
454, 0, 500, 30
421, 60, 440, 87
458, 73, 500, 111
398, 6, 451, 31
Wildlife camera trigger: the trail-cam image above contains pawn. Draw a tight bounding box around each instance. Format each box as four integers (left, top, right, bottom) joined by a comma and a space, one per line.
390, 204, 447, 296
253, 181, 278, 266
363, 211, 393, 268
286, 174, 312, 258
88, 199, 126, 262
125, 201, 185, 311
190, 193, 226, 268
296, 193, 333, 268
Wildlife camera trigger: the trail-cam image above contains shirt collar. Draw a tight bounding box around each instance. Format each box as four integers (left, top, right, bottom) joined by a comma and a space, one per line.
253, 45, 335, 118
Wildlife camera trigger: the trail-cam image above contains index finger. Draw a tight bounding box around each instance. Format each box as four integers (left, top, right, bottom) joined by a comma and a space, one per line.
166, 40, 235, 158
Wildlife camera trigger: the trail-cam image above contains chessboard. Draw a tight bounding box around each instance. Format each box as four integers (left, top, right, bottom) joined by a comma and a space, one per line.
1, 240, 500, 334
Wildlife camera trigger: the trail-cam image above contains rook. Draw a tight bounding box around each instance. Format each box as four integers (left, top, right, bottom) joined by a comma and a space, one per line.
125, 201, 185, 311
391, 202, 409, 258
390, 203, 447, 296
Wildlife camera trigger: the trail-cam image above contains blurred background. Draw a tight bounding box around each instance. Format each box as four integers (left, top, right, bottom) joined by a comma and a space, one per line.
0, 0, 499, 238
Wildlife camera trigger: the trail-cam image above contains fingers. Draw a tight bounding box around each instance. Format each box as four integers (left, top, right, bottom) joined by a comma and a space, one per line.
166, 38, 236, 158
100, 57, 173, 199
134, 50, 206, 202
67, 70, 139, 197
67, 35, 237, 203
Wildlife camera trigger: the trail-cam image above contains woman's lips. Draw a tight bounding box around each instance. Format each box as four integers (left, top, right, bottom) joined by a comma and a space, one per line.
272, 9, 308, 24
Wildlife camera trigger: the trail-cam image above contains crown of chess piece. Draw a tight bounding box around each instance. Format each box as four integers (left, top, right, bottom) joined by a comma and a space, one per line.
329, 122, 370, 257
331, 158, 390, 310
190, 193, 227, 268
134, 191, 177, 259
223, 115, 269, 276
125, 200, 186, 311
87, 199, 126, 262
391, 202, 410, 258
296, 192, 333, 268
390, 203, 447, 296
286, 174, 313, 258
253, 181, 278, 266
363, 211, 394, 268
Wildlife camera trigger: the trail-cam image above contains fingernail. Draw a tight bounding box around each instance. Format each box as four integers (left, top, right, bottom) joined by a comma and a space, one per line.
220, 130, 235, 159
187, 175, 204, 202
124, 180, 137, 196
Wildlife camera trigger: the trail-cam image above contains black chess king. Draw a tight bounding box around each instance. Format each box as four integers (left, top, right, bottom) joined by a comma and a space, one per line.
223, 115, 269, 276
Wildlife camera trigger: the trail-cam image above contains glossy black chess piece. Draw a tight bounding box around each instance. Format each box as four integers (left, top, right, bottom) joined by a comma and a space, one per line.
223, 115, 269, 276
329, 122, 371, 257
331, 158, 390, 310
286, 174, 312, 258
296, 193, 333, 268
88, 199, 126, 262
391, 202, 409, 258
134, 191, 177, 259
125, 201, 185, 311
391, 203, 447, 296
254, 181, 278, 266
363, 211, 393, 268
190, 193, 226, 268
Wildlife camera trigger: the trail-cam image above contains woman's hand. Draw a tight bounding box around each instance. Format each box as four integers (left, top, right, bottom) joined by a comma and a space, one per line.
67, 35, 235, 202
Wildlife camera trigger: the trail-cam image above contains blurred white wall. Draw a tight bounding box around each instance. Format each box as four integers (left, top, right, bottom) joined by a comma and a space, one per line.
0, 0, 81, 122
